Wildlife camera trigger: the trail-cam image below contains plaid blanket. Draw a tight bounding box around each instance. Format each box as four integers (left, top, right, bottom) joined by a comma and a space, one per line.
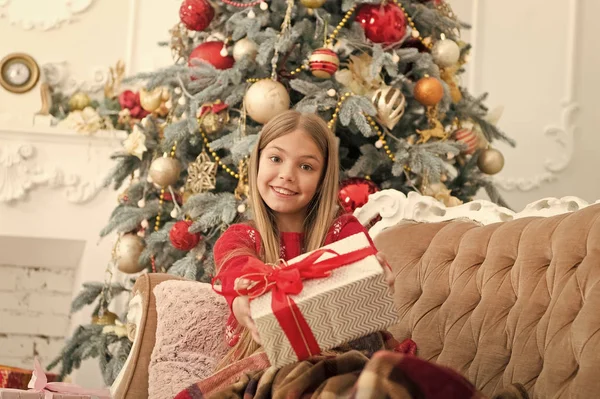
175, 335, 527, 399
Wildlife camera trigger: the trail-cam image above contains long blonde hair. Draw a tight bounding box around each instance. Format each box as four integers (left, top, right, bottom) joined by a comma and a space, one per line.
216, 110, 340, 368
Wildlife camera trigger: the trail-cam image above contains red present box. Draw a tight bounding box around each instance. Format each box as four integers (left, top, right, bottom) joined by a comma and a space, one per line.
0, 365, 57, 389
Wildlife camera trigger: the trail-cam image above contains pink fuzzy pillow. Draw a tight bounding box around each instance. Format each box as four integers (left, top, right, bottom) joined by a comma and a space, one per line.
149, 280, 229, 399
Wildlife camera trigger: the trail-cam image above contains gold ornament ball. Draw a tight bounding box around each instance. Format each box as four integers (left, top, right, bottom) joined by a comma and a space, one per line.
414, 76, 444, 106
201, 108, 230, 135
139, 87, 164, 113
300, 0, 326, 8
477, 148, 505, 175
244, 79, 290, 124
68, 92, 91, 111
148, 156, 182, 187
116, 233, 146, 274
92, 310, 119, 326
233, 38, 258, 62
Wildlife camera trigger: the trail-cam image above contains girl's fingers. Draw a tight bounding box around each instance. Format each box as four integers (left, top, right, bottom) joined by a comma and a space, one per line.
247, 317, 262, 345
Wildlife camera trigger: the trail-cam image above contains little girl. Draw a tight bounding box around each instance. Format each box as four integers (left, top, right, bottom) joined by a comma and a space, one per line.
177, 111, 516, 398
212, 110, 394, 364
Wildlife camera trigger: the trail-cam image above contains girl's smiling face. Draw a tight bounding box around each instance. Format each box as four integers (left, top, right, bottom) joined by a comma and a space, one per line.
256, 128, 324, 223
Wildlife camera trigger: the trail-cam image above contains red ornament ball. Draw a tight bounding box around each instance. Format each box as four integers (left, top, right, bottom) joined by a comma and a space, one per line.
355, 3, 407, 44
179, 0, 214, 31
454, 128, 479, 155
189, 41, 235, 70
309, 48, 339, 79
169, 220, 202, 251
338, 178, 380, 213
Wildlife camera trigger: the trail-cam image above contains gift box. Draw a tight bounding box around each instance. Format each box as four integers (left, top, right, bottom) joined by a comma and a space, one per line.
248, 232, 398, 368
0, 359, 110, 399
0, 390, 88, 398
0, 365, 58, 389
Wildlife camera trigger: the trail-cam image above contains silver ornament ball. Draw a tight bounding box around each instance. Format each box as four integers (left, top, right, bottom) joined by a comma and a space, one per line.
244, 79, 290, 124
116, 234, 145, 274
149, 157, 181, 188
233, 38, 258, 62
431, 39, 460, 68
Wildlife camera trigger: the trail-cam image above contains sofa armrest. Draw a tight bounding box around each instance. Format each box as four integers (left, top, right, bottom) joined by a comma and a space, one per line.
110, 273, 184, 399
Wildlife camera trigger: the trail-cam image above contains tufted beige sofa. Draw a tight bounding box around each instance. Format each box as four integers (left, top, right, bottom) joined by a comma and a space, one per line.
111, 190, 600, 399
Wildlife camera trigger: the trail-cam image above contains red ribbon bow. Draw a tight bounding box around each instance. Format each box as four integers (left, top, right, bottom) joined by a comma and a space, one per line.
199, 101, 228, 117
213, 246, 377, 361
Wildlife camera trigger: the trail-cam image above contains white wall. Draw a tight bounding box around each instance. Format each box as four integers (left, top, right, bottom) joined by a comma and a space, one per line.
451, 0, 600, 210
1, 0, 599, 388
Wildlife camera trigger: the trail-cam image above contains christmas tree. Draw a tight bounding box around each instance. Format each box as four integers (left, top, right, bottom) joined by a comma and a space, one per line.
49, 0, 515, 385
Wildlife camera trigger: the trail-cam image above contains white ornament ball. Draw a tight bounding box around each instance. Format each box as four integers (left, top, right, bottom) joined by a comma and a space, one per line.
237, 203, 247, 213
148, 157, 181, 188
244, 79, 290, 124
233, 38, 258, 62
116, 234, 145, 274
431, 39, 460, 67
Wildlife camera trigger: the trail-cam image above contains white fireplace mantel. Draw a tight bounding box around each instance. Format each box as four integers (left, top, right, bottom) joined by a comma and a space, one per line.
0, 124, 130, 385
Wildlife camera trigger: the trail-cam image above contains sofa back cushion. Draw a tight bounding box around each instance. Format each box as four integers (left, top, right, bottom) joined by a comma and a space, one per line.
374, 204, 600, 398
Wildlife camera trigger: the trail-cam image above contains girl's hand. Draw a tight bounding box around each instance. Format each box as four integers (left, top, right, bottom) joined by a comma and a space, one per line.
376, 252, 395, 295
232, 278, 261, 345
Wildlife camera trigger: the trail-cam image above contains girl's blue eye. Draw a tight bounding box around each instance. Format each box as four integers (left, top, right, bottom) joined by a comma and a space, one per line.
300, 164, 313, 171
269, 156, 281, 163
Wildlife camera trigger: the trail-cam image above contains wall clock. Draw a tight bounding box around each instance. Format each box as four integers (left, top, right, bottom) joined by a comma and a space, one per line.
0, 53, 40, 94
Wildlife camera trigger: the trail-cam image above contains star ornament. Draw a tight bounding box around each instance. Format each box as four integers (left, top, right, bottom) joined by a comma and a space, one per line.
186, 151, 217, 193
123, 125, 148, 160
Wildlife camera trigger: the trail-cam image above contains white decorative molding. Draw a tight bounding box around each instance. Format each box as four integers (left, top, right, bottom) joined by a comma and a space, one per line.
0, 0, 95, 30
354, 189, 596, 239
0, 143, 106, 204
0, 126, 126, 204
42, 62, 111, 97
466, 0, 580, 192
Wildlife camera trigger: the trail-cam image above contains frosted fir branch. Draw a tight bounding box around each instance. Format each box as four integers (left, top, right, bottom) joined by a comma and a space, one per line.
393, 141, 463, 181
347, 144, 389, 176
169, 250, 204, 280
100, 201, 161, 237
371, 45, 399, 78
138, 222, 175, 267
483, 180, 511, 209
184, 192, 238, 232
230, 134, 259, 164
256, 28, 279, 67
100, 338, 132, 386
162, 119, 190, 151
339, 96, 377, 136
342, 0, 378, 12
104, 156, 140, 190
70, 282, 128, 313
226, 9, 266, 41
404, 2, 461, 41
407, 52, 440, 79
453, 92, 516, 147
224, 85, 247, 107
46, 324, 106, 377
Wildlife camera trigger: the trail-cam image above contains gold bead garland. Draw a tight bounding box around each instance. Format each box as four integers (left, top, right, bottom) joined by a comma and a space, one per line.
392, 0, 433, 50
327, 92, 353, 130
365, 114, 395, 162
154, 141, 177, 232
325, 7, 356, 47
199, 128, 240, 179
